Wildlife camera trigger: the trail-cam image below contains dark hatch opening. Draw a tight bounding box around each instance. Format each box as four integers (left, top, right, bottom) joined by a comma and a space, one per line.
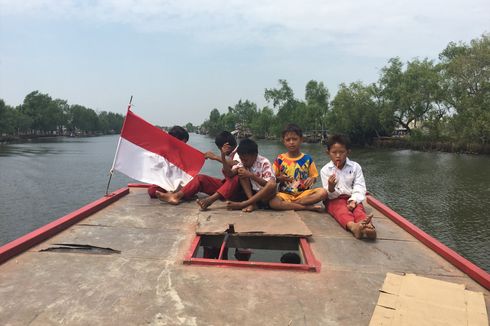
184, 234, 320, 272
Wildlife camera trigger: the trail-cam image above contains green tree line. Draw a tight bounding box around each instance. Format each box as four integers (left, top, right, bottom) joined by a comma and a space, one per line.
0, 91, 125, 137
200, 34, 489, 146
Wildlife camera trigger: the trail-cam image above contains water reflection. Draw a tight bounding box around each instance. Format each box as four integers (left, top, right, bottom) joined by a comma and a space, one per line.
0, 146, 70, 157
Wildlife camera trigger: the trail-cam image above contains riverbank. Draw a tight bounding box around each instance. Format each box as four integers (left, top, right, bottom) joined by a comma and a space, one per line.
207, 134, 490, 154
0, 133, 116, 145
372, 137, 490, 155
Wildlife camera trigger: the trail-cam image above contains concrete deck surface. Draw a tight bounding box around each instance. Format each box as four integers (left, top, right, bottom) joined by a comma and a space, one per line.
0, 188, 488, 325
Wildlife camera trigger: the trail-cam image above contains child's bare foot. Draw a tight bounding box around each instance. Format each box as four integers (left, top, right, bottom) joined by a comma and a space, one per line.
196, 198, 213, 211
362, 213, 373, 226
349, 222, 364, 239
226, 201, 246, 210
361, 214, 376, 239
242, 204, 257, 213
348, 214, 377, 239
156, 190, 180, 205
305, 205, 324, 213
361, 225, 377, 240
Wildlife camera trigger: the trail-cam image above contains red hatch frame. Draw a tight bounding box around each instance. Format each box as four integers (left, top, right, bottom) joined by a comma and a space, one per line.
184, 235, 321, 272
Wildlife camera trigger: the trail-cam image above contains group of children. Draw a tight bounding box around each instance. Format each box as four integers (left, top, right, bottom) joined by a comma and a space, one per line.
152, 124, 376, 240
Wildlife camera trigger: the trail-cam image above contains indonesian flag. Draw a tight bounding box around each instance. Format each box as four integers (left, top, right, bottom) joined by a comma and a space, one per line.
112, 109, 205, 191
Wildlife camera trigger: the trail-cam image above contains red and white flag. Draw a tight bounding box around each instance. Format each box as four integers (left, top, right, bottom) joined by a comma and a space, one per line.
112, 109, 205, 191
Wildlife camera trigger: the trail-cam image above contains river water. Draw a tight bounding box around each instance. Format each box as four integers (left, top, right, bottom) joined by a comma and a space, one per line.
0, 134, 489, 272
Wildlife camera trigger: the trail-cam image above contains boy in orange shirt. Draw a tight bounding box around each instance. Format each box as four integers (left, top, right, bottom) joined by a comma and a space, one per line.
269, 124, 327, 211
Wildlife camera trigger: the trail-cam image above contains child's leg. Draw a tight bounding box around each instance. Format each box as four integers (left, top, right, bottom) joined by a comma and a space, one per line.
269, 193, 323, 212
327, 198, 376, 239
196, 192, 221, 210
227, 179, 276, 212
352, 203, 367, 222
240, 177, 254, 199
269, 197, 303, 211
148, 185, 165, 198
353, 203, 376, 239
295, 188, 328, 206
326, 197, 355, 229
216, 175, 240, 200
157, 174, 222, 205
197, 175, 241, 210
236, 177, 257, 212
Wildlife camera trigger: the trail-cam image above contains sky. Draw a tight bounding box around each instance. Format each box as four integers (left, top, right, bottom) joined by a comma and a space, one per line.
0, 0, 489, 126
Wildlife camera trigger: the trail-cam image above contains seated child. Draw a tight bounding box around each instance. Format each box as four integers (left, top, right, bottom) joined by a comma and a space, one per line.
147, 125, 189, 198
269, 124, 327, 212
203, 131, 238, 166
156, 131, 242, 208
226, 139, 277, 212
320, 134, 376, 239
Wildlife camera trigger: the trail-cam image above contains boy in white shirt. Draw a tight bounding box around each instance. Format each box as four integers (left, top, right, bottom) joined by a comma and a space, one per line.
226, 139, 276, 212
320, 135, 376, 239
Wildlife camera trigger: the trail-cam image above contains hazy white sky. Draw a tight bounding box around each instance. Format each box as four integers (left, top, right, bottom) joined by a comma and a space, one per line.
0, 0, 488, 125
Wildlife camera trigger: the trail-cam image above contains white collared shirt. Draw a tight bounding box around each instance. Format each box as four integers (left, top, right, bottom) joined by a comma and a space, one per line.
320, 158, 366, 203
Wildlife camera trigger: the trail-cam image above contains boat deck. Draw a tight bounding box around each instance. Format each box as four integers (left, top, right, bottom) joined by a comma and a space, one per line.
0, 187, 488, 325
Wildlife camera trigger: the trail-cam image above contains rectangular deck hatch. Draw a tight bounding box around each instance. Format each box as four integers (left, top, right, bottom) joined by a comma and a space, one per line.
184, 234, 321, 272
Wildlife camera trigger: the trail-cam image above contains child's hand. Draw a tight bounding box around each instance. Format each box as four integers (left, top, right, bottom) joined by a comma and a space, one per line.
277, 174, 292, 183
347, 200, 357, 211
204, 151, 216, 160
221, 142, 232, 156
327, 174, 337, 192
237, 167, 252, 179
303, 177, 316, 189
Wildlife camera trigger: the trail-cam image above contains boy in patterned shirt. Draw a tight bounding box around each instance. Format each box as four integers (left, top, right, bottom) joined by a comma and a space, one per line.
269, 124, 327, 211
226, 138, 277, 212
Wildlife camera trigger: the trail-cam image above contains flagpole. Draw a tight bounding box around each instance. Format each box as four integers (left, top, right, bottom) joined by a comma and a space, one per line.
105, 96, 133, 196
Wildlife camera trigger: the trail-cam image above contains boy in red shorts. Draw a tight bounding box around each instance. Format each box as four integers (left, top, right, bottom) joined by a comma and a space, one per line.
156, 131, 241, 209
147, 125, 189, 198
320, 134, 376, 239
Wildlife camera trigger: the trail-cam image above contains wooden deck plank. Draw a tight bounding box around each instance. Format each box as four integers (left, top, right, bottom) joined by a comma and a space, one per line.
196, 209, 312, 236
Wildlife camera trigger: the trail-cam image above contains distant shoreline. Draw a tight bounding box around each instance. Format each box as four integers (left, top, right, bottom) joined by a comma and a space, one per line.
372, 138, 490, 155
0, 133, 119, 145
3, 133, 488, 155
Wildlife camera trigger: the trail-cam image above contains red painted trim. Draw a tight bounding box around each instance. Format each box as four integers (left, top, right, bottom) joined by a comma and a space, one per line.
183, 235, 320, 272
0, 187, 129, 265
188, 258, 316, 271
217, 235, 228, 260
184, 235, 202, 262
367, 194, 490, 290
128, 183, 151, 188
300, 238, 322, 272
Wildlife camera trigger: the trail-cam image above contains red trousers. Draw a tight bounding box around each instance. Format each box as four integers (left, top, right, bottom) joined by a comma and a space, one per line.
148, 185, 165, 198
327, 196, 367, 229
180, 174, 242, 200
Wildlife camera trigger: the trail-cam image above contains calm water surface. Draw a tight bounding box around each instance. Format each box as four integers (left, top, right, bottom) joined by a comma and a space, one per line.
0, 134, 489, 272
